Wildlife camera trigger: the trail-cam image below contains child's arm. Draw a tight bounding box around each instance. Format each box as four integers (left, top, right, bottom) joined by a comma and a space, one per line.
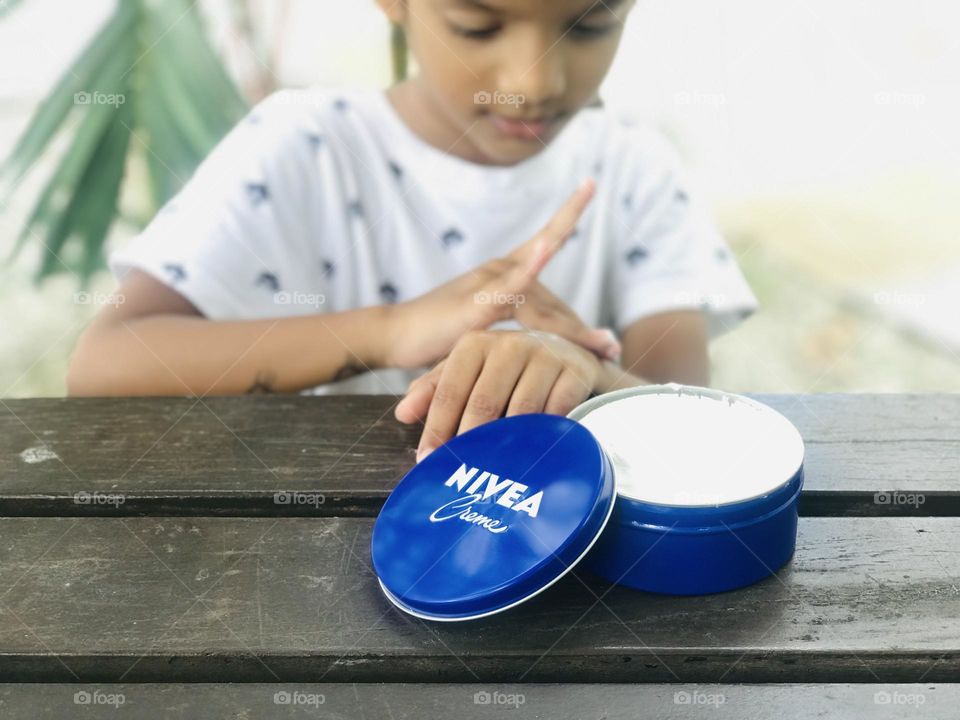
617, 308, 709, 387
66, 269, 391, 396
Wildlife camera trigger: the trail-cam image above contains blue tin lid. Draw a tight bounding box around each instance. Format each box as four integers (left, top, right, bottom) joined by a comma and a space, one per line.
371, 413, 616, 622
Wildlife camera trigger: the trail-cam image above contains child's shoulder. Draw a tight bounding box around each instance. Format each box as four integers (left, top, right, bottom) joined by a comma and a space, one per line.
246, 86, 378, 131
574, 103, 689, 187
212, 86, 387, 179
234, 86, 392, 164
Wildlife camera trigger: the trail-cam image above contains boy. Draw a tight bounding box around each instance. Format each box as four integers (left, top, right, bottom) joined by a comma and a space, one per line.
68, 0, 757, 463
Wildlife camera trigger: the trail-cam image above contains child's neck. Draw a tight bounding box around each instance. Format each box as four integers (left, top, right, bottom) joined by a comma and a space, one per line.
385, 80, 497, 166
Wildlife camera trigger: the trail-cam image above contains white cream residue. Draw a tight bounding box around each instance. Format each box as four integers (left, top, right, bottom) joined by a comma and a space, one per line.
578, 389, 804, 506
19, 445, 59, 464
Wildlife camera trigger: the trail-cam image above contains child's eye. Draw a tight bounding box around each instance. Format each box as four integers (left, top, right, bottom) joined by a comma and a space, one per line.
450, 23, 501, 40
569, 23, 618, 39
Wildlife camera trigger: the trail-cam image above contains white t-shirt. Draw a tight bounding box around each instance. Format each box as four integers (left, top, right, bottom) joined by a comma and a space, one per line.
109, 86, 758, 395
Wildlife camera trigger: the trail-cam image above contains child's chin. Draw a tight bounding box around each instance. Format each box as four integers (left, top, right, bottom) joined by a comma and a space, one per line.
477, 136, 551, 166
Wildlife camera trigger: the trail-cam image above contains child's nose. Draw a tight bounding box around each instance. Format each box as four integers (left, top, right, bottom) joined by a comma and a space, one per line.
495, 32, 566, 109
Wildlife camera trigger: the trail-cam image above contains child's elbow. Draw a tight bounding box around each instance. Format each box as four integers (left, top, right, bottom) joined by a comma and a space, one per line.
66, 331, 115, 397
66, 352, 100, 397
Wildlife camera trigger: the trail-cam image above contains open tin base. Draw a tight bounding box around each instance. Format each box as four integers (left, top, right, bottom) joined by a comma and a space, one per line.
568, 384, 806, 596
583, 466, 803, 595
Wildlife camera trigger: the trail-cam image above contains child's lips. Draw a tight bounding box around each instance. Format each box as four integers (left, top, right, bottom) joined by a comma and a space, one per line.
489, 113, 560, 141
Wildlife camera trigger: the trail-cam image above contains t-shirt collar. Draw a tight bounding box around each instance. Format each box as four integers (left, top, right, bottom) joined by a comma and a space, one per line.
365, 87, 584, 200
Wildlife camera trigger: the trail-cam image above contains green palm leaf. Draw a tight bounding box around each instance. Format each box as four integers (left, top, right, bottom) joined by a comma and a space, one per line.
0, 0, 26, 18
1, 0, 250, 285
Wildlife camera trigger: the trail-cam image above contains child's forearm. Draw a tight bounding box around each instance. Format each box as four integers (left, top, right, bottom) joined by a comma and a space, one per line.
67, 305, 392, 396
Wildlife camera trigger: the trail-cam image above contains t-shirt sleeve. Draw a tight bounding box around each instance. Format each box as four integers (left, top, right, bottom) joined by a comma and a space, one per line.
608, 128, 758, 339
108, 91, 327, 320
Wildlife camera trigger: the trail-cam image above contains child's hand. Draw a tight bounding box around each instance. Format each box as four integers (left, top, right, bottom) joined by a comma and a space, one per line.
395, 329, 605, 462
381, 179, 620, 369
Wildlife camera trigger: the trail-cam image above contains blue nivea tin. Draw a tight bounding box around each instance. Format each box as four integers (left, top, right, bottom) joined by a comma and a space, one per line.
568, 384, 805, 595
371, 413, 616, 621
371, 384, 804, 620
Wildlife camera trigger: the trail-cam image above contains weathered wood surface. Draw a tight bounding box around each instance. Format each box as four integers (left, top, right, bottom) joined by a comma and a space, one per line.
1, 516, 957, 683
0, 683, 948, 719
1, 395, 958, 516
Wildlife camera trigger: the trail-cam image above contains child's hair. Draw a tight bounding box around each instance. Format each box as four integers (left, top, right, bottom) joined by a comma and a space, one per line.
391, 24, 408, 82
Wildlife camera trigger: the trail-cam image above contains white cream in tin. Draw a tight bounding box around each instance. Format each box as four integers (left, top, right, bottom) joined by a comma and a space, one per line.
576, 387, 804, 506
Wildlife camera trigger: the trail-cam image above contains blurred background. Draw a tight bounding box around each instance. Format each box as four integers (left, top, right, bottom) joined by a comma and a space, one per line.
2, 0, 959, 397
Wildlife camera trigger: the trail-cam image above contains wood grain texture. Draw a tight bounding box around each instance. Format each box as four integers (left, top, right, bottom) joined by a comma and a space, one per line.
1, 516, 957, 683
1, 395, 957, 516
0, 683, 948, 719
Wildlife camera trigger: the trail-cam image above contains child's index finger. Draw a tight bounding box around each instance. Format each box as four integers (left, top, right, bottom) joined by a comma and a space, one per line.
541, 177, 595, 250
509, 178, 596, 273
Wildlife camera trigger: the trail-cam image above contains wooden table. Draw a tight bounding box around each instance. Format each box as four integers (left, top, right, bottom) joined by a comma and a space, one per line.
0, 394, 957, 718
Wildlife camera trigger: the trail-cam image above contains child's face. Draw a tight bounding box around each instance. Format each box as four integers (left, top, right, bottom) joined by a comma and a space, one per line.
382, 0, 632, 165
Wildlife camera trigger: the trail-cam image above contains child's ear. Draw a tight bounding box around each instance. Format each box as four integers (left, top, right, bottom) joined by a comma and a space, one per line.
375, 0, 407, 25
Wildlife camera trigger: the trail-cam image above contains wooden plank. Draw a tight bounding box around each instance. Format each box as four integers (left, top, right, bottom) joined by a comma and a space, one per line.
0, 683, 950, 719
0, 516, 958, 683
752, 393, 960, 443
0, 396, 412, 517
1, 395, 958, 516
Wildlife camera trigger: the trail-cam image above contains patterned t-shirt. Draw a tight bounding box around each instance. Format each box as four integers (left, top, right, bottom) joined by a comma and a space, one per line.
108, 86, 758, 395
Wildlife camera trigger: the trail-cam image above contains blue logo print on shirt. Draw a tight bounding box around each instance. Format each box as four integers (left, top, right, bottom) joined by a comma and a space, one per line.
441, 228, 464, 248
255, 271, 280, 292
163, 263, 186, 283
246, 182, 270, 206
347, 200, 365, 218
625, 246, 649, 266
379, 282, 398, 304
